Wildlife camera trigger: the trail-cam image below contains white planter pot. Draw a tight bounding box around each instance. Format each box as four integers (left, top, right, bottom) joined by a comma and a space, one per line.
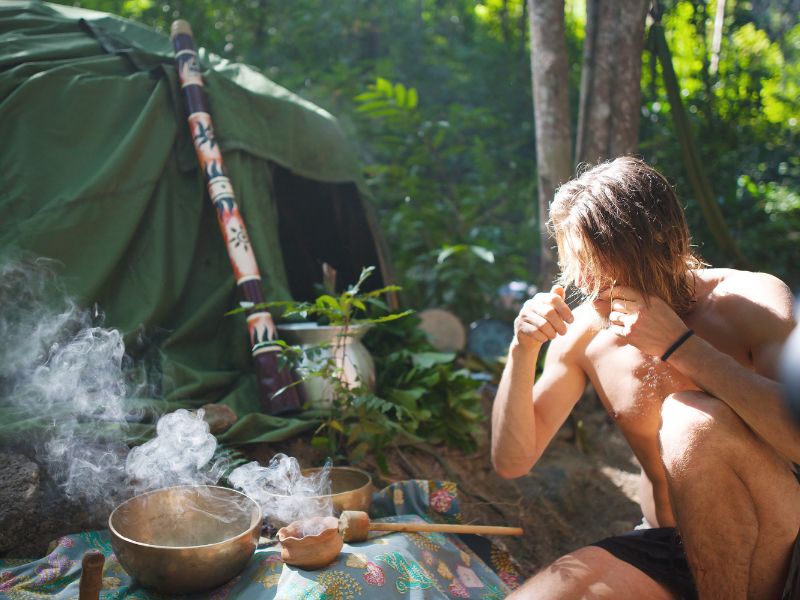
276, 323, 376, 409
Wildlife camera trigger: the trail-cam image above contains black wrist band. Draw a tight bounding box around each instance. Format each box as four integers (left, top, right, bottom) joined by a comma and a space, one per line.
661, 329, 694, 361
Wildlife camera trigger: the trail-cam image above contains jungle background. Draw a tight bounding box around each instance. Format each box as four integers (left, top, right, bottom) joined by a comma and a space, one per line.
34, 0, 800, 576
53, 0, 800, 326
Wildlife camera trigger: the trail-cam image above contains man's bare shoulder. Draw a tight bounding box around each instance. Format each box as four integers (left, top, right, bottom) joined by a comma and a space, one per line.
549, 300, 603, 359
701, 268, 793, 321
699, 269, 795, 356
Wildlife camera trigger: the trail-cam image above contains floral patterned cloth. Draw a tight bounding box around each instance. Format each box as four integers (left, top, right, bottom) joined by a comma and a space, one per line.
0, 480, 521, 599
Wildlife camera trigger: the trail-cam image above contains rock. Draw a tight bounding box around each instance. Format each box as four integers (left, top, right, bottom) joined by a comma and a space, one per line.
0, 453, 40, 555
201, 403, 238, 435
0, 452, 114, 558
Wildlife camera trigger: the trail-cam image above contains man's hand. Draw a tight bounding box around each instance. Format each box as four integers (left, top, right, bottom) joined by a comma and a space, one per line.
601, 285, 687, 357
514, 285, 574, 350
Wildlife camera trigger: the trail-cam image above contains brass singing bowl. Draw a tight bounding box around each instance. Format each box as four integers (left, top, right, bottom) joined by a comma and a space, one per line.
108, 485, 261, 594
305, 466, 374, 512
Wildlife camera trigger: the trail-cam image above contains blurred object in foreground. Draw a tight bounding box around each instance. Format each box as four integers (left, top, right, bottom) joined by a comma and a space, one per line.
780, 301, 800, 424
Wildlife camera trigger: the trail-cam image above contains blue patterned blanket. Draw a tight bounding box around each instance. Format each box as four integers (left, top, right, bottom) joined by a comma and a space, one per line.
0, 480, 522, 598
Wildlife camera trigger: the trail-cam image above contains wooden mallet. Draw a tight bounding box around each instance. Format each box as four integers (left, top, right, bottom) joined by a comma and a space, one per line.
338, 510, 523, 543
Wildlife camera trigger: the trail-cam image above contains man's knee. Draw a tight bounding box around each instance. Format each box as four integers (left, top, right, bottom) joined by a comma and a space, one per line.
509, 547, 622, 599
658, 391, 740, 476
510, 546, 675, 599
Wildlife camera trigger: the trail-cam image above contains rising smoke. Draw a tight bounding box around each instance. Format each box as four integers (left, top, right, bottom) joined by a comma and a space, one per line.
228, 454, 333, 527
126, 408, 222, 493
0, 259, 134, 509
0, 259, 333, 527
0, 261, 226, 509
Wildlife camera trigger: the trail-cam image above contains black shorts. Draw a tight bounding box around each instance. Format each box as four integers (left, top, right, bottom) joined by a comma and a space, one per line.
593, 526, 800, 600
591, 526, 697, 600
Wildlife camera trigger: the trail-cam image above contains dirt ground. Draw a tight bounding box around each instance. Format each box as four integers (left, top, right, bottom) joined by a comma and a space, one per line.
261, 387, 644, 579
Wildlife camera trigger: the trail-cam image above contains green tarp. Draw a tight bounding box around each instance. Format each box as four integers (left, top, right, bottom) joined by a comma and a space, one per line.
0, 1, 373, 444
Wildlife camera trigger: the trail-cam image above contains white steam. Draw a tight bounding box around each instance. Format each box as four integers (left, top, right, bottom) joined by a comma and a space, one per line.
229, 454, 333, 526
0, 261, 134, 508
35, 327, 132, 504
125, 408, 221, 492
1, 259, 334, 529
0, 261, 228, 510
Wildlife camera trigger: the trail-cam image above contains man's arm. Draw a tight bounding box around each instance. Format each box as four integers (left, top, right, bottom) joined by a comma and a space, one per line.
609, 274, 800, 463
491, 288, 587, 479
665, 275, 800, 463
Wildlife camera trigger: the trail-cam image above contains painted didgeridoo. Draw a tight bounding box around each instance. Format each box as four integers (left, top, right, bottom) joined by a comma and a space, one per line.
170, 19, 299, 414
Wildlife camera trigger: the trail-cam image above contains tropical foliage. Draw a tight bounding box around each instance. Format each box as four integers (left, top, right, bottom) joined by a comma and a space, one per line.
60, 0, 799, 312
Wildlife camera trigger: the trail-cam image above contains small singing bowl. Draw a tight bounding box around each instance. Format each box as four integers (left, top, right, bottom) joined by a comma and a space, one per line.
109, 485, 261, 594
278, 516, 342, 570
301, 466, 374, 513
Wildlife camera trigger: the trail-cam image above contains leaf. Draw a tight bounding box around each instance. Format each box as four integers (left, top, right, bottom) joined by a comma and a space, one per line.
436, 244, 467, 264
311, 436, 330, 449
376, 452, 389, 474
469, 245, 495, 263
394, 82, 406, 107
406, 87, 419, 109
363, 285, 403, 298
355, 100, 390, 113
224, 299, 291, 316
349, 441, 370, 464
346, 424, 364, 446
411, 352, 456, 369
354, 90, 383, 102
270, 379, 302, 399
375, 77, 393, 95
345, 266, 375, 296
388, 388, 424, 409
456, 408, 481, 421
315, 294, 340, 310
353, 310, 414, 325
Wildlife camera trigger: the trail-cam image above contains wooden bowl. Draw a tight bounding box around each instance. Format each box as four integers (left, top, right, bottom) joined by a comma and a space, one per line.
278, 516, 342, 570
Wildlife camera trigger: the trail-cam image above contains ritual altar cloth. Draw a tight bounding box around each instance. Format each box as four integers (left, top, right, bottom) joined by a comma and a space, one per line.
0, 480, 522, 598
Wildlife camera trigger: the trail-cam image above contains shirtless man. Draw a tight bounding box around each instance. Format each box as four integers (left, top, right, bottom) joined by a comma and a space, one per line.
492, 157, 800, 599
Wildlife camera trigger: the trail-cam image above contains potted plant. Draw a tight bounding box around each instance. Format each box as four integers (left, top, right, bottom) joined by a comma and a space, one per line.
233, 266, 411, 409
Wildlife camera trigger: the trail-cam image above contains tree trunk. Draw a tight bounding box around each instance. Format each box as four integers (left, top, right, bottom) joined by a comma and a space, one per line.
651, 21, 748, 267
576, 0, 650, 165
709, 0, 726, 76
528, 0, 572, 289
575, 0, 598, 167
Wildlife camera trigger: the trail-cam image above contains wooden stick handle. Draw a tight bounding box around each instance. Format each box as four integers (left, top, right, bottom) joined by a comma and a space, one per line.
79, 550, 105, 600
370, 522, 523, 536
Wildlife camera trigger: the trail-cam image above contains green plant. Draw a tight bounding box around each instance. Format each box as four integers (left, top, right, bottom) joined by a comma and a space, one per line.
239, 265, 412, 328
228, 266, 485, 470
363, 315, 485, 454
315, 311, 486, 471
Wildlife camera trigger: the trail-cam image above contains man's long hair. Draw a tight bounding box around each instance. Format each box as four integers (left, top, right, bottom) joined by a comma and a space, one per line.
548, 156, 705, 315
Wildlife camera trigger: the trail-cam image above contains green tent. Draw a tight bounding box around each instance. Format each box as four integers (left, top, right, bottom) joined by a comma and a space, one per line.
0, 1, 392, 445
